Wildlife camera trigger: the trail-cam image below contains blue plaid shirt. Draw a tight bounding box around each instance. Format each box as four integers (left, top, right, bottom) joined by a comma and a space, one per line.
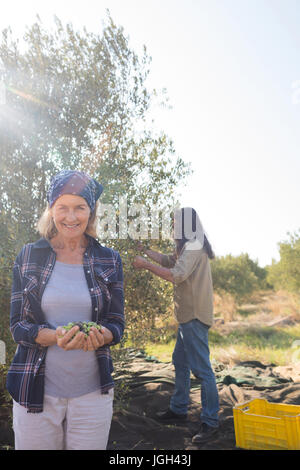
6, 234, 125, 413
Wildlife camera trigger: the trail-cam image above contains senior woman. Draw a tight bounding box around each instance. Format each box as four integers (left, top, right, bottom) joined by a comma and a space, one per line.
6, 170, 125, 450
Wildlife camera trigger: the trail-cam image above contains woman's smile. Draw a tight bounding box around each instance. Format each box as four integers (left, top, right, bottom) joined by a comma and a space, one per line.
62, 222, 81, 230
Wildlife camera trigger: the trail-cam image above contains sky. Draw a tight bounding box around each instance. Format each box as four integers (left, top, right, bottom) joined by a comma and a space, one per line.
0, 0, 300, 267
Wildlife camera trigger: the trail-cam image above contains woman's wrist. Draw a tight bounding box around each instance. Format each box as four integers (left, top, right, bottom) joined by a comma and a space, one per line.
101, 326, 113, 345
35, 328, 57, 347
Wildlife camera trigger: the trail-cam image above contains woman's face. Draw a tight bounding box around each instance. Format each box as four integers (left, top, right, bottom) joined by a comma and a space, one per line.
50, 194, 91, 239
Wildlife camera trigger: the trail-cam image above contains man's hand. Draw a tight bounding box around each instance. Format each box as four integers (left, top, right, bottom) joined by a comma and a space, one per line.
132, 256, 174, 283
136, 241, 146, 253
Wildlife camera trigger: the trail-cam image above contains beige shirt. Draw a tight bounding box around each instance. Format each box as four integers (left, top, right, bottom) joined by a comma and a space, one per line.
161, 239, 214, 326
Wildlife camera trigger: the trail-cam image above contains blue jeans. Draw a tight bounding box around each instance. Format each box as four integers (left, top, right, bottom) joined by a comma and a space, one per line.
170, 319, 219, 428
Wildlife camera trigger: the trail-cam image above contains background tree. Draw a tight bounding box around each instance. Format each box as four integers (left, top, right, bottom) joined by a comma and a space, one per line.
0, 12, 190, 364
266, 230, 300, 293
211, 253, 269, 302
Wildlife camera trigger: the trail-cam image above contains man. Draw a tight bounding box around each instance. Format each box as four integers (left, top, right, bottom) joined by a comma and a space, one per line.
132, 207, 219, 444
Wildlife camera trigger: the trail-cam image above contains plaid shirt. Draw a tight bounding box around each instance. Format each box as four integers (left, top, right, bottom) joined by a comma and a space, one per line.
6, 234, 125, 413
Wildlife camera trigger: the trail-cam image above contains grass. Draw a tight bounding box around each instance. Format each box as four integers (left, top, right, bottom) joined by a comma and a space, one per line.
126, 290, 300, 368
144, 324, 300, 367
144, 290, 300, 367
145, 341, 176, 363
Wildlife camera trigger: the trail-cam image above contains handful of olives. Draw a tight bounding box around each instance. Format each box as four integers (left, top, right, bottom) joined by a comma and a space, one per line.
58, 321, 103, 339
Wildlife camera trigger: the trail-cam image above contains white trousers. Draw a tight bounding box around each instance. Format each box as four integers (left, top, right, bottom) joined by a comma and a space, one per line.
12, 389, 114, 450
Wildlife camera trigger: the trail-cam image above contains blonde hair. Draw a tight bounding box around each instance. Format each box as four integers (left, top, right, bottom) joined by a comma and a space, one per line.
36, 200, 99, 240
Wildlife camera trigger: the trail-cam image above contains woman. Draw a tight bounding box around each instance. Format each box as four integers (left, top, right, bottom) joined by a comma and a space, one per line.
132, 207, 219, 444
6, 170, 125, 450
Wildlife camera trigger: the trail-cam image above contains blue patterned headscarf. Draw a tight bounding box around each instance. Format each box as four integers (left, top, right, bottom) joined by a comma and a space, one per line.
47, 170, 103, 212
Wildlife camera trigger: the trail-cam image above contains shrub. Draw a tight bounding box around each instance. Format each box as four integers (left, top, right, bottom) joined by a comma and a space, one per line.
211, 253, 268, 302
266, 230, 300, 293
